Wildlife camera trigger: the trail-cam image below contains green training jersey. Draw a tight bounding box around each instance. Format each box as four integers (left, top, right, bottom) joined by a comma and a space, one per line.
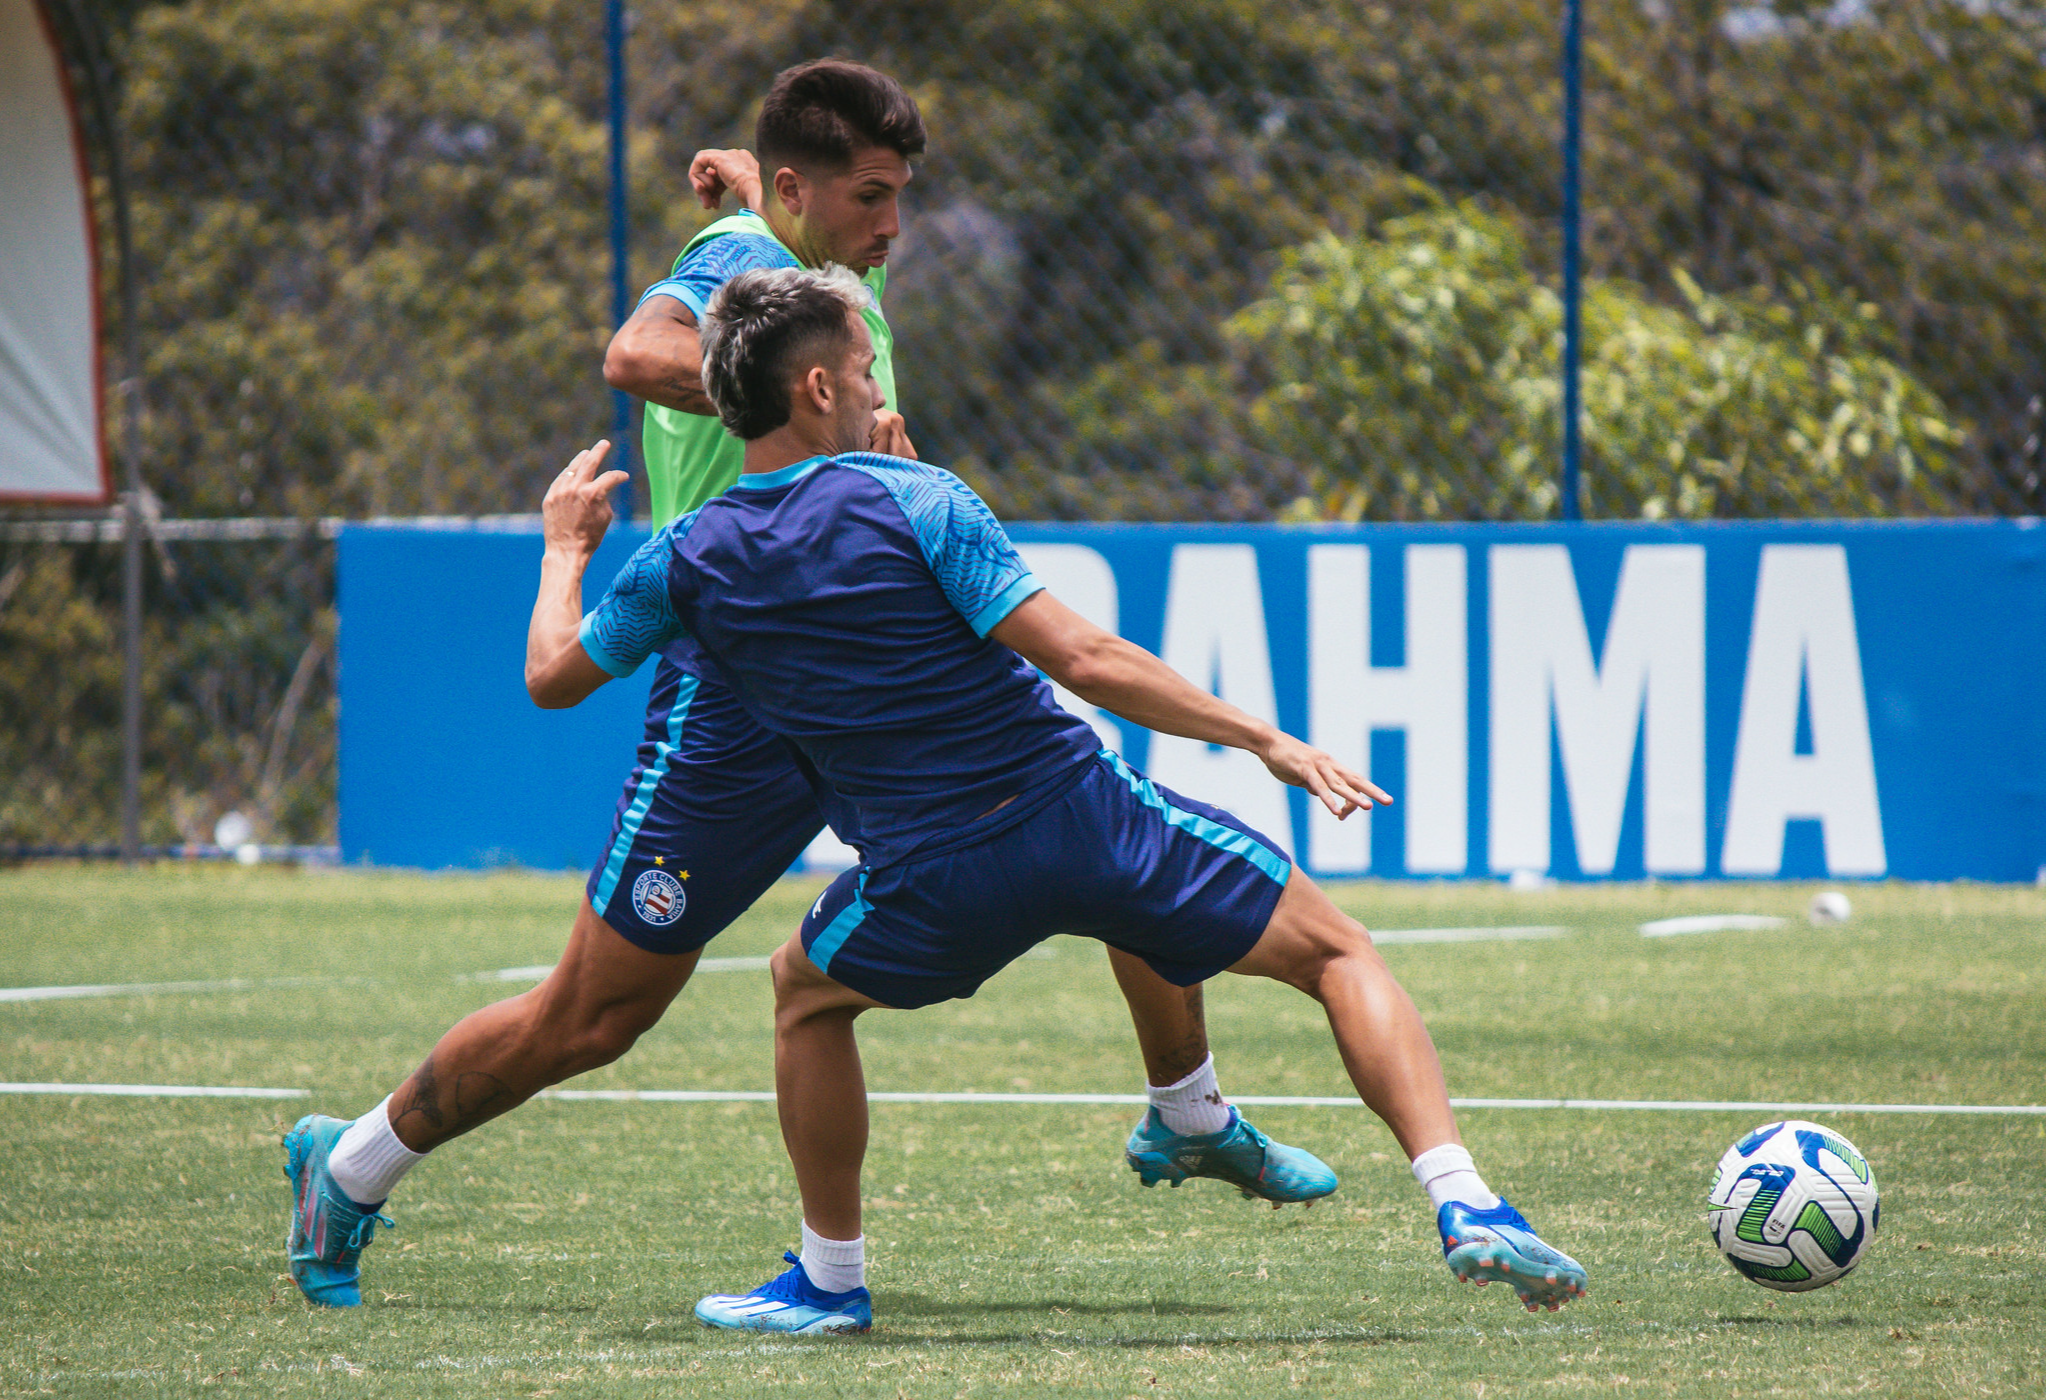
637, 210, 897, 525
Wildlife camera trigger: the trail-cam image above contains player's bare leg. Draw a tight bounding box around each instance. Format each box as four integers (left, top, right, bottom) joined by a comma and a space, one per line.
1225, 873, 1454, 1154
767, 934, 887, 1242
384, 898, 702, 1151
282, 898, 699, 1306
1107, 948, 1210, 1081
687, 934, 883, 1334
1226, 868, 1588, 1310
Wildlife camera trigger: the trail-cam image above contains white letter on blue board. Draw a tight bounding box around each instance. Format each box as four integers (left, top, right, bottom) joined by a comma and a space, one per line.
1307, 544, 1467, 873
1489, 545, 1707, 875
1014, 543, 1124, 752
1147, 544, 1294, 855
1722, 545, 1886, 876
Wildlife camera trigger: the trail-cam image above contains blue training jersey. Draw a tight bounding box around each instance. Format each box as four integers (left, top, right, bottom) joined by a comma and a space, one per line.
578, 452, 1103, 867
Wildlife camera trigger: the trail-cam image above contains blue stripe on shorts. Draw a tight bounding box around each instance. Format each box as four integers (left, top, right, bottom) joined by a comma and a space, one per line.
1096, 748, 1290, 886
807, 868, 872, 974
591, 673, 700, 915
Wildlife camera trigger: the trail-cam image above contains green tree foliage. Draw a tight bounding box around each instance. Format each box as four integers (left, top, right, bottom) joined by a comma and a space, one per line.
1241, 207, 1964, 520
1026, 206, 1964, 521
68, 0, 2039, 520
120, 0, 624, 517
0, 540, 332, 844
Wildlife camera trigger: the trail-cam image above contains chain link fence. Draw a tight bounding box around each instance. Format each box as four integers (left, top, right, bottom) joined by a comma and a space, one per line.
5, 0, 2040, 849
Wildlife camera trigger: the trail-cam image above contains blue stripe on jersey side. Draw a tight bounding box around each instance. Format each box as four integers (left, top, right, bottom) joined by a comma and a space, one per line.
807, 868, 873, 974
1097, 749, 1291, 886
591, 673, 701, 916
969, 573, 1042, 637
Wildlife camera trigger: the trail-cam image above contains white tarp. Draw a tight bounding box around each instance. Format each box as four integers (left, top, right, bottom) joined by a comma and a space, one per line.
0, 0, 107, 504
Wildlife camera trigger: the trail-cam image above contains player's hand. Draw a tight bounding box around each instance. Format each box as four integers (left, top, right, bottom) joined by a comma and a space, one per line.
1257, 734, 1391, 819
689, 148, 764, 212
542, 440, 629, 561
870, 409, 917, 460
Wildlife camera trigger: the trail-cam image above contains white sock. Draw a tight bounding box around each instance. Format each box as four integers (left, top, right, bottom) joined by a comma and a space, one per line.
327, 1096, 426, 1206
1148, 1053, 1233, 1136
1410, 1141, 1499, 1212
799, 1220, 865, 1294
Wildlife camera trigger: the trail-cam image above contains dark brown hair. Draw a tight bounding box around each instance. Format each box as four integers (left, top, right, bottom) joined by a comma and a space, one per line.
699, 266, 871, 441
756, 59, 926, 174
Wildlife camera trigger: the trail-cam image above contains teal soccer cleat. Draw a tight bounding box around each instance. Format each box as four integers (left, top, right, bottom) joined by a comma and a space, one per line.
1125, 1106, 1338, 1204
1439, 1197, 1588, 1312
283, 1114, 393, 1308
695, 1252, 873, 1335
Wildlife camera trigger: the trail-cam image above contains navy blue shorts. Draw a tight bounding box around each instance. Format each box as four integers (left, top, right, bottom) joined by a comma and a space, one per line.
586, 648, 825, 954
798, 750, 1292, 1009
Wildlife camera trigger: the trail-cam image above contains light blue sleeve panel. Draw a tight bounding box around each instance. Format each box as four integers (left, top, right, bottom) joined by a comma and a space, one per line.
578, 517, 695, 677
635, 232, 801, 319
841, 453, 1043, 636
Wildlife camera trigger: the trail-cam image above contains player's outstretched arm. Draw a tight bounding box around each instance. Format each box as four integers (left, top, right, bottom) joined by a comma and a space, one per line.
526, 440, 629, 709
603, 297, 718, 416
990, 591, 1391, 819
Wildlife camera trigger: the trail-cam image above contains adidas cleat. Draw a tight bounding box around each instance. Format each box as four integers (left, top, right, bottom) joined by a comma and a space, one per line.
1126, 1106, 1338, 1205
283, 1114, 393, 1308
694, 1252, 873, 1335
1439, 1197, 1588, 1312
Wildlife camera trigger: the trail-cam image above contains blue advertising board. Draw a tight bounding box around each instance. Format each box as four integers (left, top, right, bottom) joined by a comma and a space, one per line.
339, 518, 2043, 881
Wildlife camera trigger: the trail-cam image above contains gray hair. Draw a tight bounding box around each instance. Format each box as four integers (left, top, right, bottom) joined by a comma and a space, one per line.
698, 265, 872, 441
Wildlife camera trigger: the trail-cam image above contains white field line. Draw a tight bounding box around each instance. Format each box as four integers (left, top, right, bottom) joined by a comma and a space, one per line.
474, 955, 773, 982
1371, 926, 1567, 944
1639, 914, 1788, 937
0, 1081, 307, 1099
0, 976, 337, 1002
538, 1088, 2044, 1116
0, 1080, 2035, 1114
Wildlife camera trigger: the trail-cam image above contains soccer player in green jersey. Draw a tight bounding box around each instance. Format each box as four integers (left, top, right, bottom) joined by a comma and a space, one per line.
281, 60, 1332, 1311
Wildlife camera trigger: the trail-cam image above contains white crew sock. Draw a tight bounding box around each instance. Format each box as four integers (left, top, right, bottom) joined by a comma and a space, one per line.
1148, 1053, 1233, 1136
1410, 1141, 1500, 1212
327, 1096, 426, 1206
799, 1220, 866, 1294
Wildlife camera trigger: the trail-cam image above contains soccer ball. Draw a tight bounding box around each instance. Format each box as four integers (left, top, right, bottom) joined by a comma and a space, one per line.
1706, 1120, 1878, 1291
1808, 890, 1852, 925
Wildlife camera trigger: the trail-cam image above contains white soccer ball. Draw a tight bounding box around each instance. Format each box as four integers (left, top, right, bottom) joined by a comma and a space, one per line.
1707, 1120, 1878, 1291
1808, 890, 1852, 925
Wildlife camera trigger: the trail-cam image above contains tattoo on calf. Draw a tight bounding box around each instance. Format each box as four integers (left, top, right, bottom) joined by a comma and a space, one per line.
391, 1054, 515, 1143
393, 1054, 446, 1133
453, 1071, 512, 1123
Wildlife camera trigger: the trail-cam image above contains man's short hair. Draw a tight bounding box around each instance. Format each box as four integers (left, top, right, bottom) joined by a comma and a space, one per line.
757, 59, 926, 174
700, 265, 872, 441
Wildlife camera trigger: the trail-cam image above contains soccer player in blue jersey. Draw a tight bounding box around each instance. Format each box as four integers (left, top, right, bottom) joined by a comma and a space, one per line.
280, 61, 1328, 1311
525, 266, 1590, 1334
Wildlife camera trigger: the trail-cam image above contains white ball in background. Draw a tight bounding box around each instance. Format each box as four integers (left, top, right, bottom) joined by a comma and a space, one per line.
213, 810, 253, 849
1808, 890, 1852, 925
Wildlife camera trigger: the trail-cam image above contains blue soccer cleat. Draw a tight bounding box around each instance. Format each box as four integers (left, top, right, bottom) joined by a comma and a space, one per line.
283, 1113, 393, 1308
1125, 1106, 1338, 1205
694, 1252, 873, 1335
1439, 1196, 1588, 1312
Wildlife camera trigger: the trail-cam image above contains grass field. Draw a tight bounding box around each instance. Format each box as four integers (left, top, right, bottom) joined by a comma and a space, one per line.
0, 868, 2040, 1397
